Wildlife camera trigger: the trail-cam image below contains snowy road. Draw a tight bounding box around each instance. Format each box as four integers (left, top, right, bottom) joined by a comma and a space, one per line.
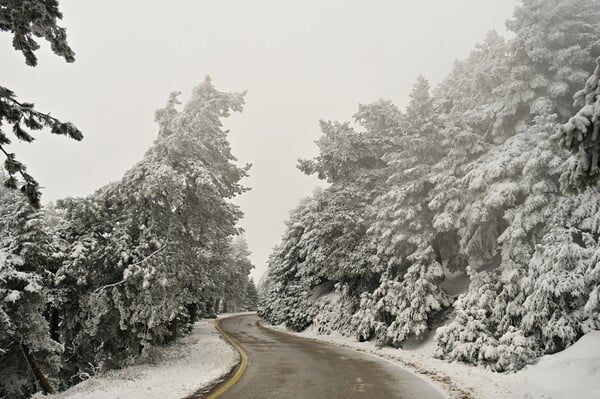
212, 314, 445, 399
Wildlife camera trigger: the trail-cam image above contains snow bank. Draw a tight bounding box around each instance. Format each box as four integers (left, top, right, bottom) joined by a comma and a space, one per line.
515, 331, 600, 399
37, 319, 239, 399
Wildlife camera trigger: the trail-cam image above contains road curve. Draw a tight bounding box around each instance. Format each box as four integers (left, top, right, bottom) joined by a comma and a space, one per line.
212, 314, 446, 399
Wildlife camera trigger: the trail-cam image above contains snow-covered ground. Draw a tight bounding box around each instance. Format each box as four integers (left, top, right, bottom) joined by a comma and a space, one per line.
36, 317, 240, 399
32, 310, 600, 399
264, 322, 600, 399
515, 331, 600, 399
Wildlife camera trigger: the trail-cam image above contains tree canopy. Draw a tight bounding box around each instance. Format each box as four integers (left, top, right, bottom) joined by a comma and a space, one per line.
259, 0, 600, 371
0, 0, 82, 207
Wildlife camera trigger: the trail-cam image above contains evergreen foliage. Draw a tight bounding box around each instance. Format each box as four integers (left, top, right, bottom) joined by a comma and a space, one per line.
243, 278, 259, 311
556, 58, 600, 188
259, 0, 600, 372
0, 181, 61, 397
0, 0, 82, 207
0, 79, 253, 397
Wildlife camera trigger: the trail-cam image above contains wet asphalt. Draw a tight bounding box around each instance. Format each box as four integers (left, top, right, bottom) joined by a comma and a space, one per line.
214, 314, 446, 399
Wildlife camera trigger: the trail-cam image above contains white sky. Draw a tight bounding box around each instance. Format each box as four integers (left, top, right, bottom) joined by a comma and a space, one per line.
2, 0, 518, 281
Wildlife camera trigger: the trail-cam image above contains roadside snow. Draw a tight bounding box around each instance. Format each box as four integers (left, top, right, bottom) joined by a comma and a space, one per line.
37, 318, 239, 399
515, 331, 600, 399
265, 321, 600, 399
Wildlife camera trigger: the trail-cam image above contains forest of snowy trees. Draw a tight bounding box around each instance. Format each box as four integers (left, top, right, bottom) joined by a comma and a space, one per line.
5, 0, 600, 397
259, 0, 600, 372
0, 4, 257, 397
0, 83, 258, 398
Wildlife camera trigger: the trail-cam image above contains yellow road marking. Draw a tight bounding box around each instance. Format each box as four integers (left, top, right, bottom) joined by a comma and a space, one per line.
205, 319, 248, 399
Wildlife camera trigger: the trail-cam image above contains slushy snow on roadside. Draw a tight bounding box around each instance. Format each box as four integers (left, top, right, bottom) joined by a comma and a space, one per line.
36, 318, 238, 399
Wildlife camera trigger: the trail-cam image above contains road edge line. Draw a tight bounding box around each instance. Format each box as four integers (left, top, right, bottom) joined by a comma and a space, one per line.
204, 318, 248, 399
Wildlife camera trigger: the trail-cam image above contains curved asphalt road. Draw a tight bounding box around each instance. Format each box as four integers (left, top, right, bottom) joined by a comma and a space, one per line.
214, 314, 445, 399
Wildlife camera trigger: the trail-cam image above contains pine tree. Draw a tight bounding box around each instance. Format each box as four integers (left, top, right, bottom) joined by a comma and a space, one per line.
222, 236, 255, 311
260, 0, 600, 372
54, 78, 251, 380
0, 0, 83, 207
361, 76, 450, 345
435, 267, 502, 367
244, 279, 259, 311
258, 195, 321, 331
491, 0, 600, 141
0, 181, 61, 397
261, 99, 403, 332
556, 58, 600, 189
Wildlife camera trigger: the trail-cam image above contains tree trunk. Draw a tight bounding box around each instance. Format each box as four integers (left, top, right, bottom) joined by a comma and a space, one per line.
49, 308, 60, 342
170, 318, 178, 341
432, 235, 443, 266
187, 303, 198, 323
21, 344, 54, 395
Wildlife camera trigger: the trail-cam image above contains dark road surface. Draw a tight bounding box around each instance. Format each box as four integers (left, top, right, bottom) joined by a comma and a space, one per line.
215, 314, 446, 399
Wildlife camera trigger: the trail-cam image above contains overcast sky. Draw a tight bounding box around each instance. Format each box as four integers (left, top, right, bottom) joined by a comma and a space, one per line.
2, 0, 518, 281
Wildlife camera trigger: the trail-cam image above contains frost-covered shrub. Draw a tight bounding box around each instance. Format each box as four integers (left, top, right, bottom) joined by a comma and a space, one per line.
350, 291, 387, 344
310, 288, 357, 336
281, 285, 317, 332
351, 259, 450, 347
435, 268, 504, 368
495, 328, 539, 371
520, 227, 588, 352
437, 187, 600, 371
259, 282, 316, 332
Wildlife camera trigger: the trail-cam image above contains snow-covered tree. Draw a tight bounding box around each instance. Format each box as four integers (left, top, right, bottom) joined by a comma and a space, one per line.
435, 267, 503, 368
53, 78, 251, 381
491, 0, 600, 141
357, 77, 450, 346
0, 183, 61, 397
261, 99, 402, 332
556, 58, 600, 188
220, 236, 255, 312
260, 0, 600, 372
243, 278, 259, 311
0, 0, 82, 207
435, 110, 600, 370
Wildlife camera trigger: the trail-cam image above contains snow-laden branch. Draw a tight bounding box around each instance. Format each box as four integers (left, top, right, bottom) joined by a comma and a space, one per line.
93, 240, 169, 295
